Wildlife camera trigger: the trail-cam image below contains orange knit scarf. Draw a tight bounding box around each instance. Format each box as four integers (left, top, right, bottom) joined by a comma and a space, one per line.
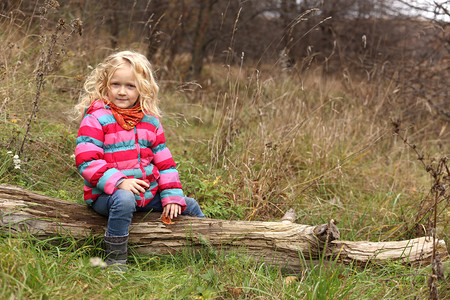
105, 100, 144, 131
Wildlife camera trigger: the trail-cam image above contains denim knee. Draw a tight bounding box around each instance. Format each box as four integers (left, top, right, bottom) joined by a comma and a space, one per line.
104, 189, 137, 236
182, 196, 205, 217
111, 190, 136, 214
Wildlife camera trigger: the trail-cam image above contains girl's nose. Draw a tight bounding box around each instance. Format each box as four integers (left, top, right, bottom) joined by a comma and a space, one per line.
118, 86, 126, 95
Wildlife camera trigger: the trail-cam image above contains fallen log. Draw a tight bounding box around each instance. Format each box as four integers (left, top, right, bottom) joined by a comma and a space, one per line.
0, 184, 447, 270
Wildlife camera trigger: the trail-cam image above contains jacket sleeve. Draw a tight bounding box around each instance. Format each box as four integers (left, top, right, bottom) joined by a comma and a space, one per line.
151, 122, 186, 211
75, 113, 125, 195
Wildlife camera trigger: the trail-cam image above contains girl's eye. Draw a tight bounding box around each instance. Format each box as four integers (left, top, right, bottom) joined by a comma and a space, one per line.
111, 83, 119, 86
127, 84, 135, 88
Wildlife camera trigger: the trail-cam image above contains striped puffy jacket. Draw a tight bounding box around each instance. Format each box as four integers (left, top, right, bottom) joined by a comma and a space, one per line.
75, 100, 186, 211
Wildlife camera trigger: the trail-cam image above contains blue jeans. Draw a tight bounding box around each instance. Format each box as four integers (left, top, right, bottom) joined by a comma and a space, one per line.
92, 190, 205, 236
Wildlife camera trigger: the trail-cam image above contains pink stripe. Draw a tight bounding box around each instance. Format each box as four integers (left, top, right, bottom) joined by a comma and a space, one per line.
140, 157, 150, 166
156, 124, 164, 134
92, 108, 110, 118
137, 128, 156, 138
82, 114, 103, 127
155, 158, 175, 170
115, 159, 140, 170
159, 181, 182, 190
104, 151, 137, 164
161, 196, 186, 211
154, 125, 166, 144
104, 122, 126, 133
140, 148, 153, 159
158, 172, 180, 186
82, 160, 107, 181
104, 130, 134, 144
76, 151, 102, 167
75, 142, 103, 156
104, 172, 125, 194
90, 100, 106, 110
78, 125, 103, 141
137, 122, 157, 131
153, 148, 172, 164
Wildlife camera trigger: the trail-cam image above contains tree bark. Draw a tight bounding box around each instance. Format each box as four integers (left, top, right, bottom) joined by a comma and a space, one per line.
0, 184, 447, 270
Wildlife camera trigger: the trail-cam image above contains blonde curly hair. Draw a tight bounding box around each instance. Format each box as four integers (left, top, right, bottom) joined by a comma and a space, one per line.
75, 51, 160, 118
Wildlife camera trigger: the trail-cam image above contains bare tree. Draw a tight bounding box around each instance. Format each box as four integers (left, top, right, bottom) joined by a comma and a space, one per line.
279, 0, 298, 68
145, 0, 168, 61
187, 0, 218, 79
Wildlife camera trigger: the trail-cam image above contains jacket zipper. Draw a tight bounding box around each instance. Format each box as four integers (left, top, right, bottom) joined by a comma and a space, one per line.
135, 127, 147, 207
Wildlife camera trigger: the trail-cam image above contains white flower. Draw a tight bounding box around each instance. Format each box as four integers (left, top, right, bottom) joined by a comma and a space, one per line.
89, 257, 107, 268
12, 154, 21, 169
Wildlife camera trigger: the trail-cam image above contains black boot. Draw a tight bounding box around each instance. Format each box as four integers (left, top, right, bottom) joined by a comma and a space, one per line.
103, 234, 128, 271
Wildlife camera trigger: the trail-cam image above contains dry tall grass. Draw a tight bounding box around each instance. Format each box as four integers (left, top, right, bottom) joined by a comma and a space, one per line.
0, 0, 448, 246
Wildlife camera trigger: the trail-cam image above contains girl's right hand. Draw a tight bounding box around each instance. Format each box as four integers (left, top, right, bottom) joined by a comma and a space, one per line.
117, 178, 149, 195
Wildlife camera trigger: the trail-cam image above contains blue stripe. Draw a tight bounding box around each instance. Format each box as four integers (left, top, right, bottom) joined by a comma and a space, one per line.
92, 187, 102, 195
138, 139, 153, 148
143, 181, 158, 199
120, 168, 144, 178
152, 143, 166, 153
120, 168, 157, 179
121, 169, 141, 177
134, 168, 144, 178
141, 115, 159, 128
159, 167, 177, 174
143, 164, 154, 175
97, 168, 120, 191
160, 188, 183, 198
103, 140, 135, 152
97, 114, 116, 126
77, 136, 103, 148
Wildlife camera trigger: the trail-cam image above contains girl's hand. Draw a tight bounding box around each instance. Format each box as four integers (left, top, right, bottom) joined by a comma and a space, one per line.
117, 178, 149, 195
163, 203, 182, 219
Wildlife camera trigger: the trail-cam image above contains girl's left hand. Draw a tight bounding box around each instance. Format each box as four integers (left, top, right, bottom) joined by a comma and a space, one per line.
163, 203, 182, 219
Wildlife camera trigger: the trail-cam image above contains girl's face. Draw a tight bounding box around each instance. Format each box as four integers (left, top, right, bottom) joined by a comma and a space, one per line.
107, 63, 140, 108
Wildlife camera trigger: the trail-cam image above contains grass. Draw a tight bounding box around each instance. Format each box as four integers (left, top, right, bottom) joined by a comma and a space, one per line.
0, 3, 449, 299
1, 232, 447, 299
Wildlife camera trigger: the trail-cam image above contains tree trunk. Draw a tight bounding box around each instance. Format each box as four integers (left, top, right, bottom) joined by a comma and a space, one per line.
0, 184, 447, 270
108, 0, 120, 49
279, 0, 297, 68
187, 0, 216, 80
145, 0, 167, 62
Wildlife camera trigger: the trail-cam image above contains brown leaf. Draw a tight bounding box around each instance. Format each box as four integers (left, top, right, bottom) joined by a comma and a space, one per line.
161, 215, 174, 224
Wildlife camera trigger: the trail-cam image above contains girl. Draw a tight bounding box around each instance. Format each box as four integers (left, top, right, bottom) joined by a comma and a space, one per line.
75, 51, 204, 269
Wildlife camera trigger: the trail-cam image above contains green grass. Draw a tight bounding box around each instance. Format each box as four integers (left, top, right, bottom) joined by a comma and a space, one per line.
1, 233, 447, 299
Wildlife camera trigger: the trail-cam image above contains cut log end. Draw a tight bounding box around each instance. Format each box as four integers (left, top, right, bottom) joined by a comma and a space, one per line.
313, 219, 340, 243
